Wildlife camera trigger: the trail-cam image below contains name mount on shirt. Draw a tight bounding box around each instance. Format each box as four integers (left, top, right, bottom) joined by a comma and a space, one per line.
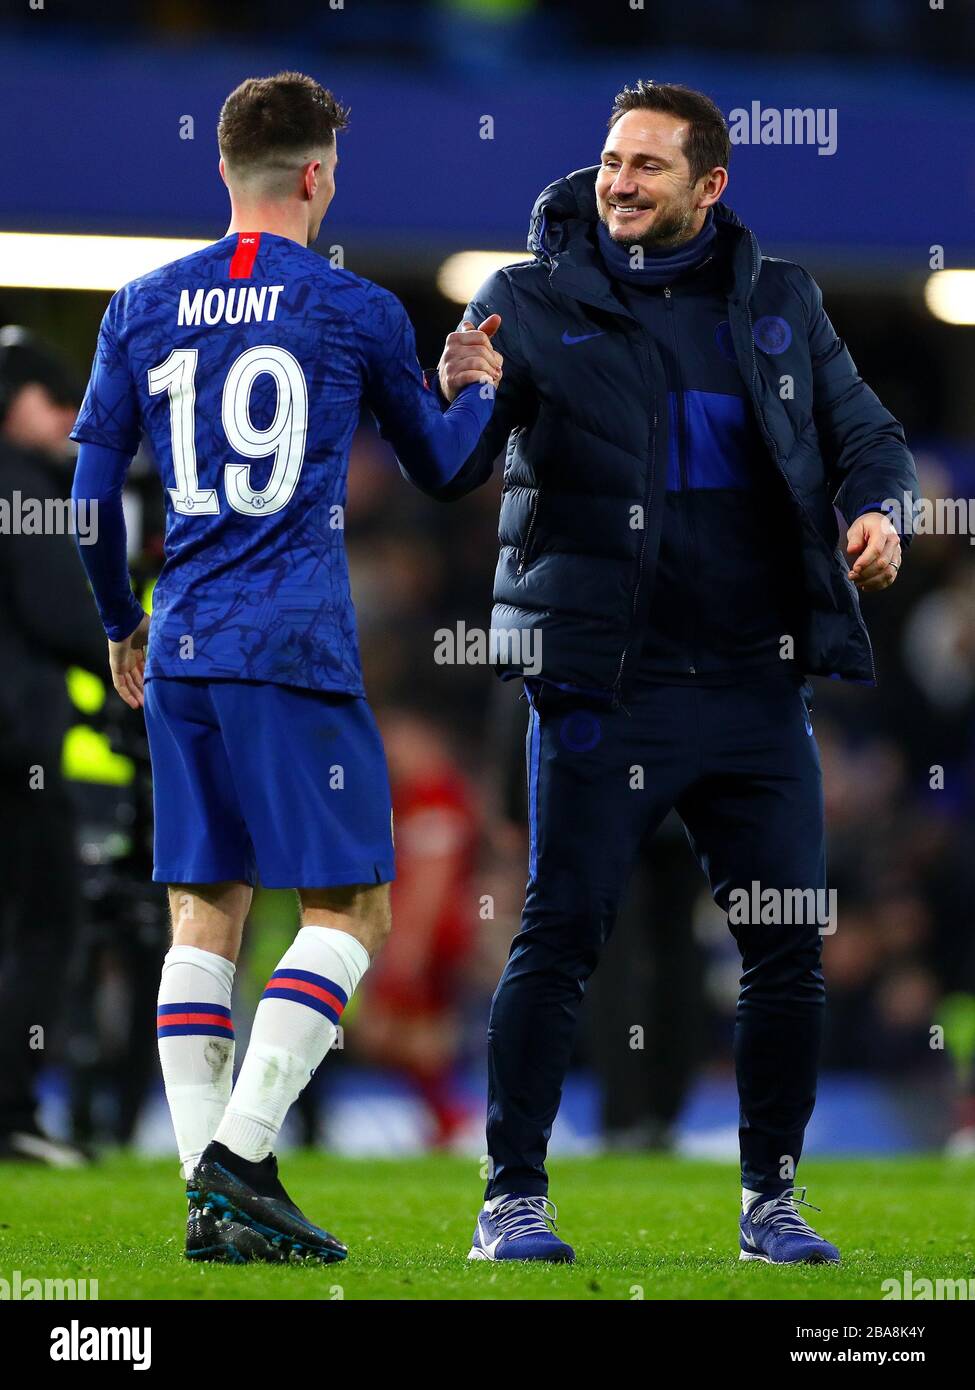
178, 285, 285, 327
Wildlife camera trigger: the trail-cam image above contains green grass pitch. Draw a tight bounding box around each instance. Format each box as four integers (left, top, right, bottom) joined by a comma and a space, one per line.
1, 1153, 971, 1301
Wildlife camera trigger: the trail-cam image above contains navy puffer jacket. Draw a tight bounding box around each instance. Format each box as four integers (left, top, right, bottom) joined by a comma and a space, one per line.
423, 167, 918, 699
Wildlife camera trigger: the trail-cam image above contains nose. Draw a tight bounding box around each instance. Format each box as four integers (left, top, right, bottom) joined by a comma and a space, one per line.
610, 169, 638, 200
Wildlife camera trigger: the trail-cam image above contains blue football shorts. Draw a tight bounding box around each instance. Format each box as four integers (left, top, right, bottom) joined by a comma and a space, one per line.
143, 677, 395, 889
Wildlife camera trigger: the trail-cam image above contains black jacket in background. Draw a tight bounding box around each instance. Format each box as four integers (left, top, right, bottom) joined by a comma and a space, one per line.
0, 441, 108, 778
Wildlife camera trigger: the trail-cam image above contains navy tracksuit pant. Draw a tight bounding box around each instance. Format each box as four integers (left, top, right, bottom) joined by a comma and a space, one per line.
485, 671, 826, 1198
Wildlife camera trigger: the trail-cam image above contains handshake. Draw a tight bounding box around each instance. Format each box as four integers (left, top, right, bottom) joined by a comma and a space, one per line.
437, 313, 503, 402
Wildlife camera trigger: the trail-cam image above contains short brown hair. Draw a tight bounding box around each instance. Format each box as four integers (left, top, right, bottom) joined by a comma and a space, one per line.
218, 71, 350, 171
608, 81, 730, 184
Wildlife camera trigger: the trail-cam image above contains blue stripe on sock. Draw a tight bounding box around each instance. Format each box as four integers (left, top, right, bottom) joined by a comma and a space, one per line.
261, 984, 342, 1026
156, 1022, 235, 1038
157, 1002, 232, 1017
268, 968, 348, 1008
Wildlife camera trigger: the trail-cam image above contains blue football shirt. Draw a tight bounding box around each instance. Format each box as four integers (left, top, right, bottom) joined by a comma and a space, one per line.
72, 231, 492, 694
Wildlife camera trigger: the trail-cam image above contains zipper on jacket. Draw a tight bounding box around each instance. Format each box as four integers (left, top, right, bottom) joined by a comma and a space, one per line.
516, 490, 540, 575
614, 395, 657, 695
664, 282, 699, 676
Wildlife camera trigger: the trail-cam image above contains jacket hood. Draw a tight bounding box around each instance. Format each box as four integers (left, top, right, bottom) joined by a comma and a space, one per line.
527, 164, 748, 264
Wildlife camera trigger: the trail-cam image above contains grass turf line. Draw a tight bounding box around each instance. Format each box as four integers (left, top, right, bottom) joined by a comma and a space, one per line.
0, 1154, 970, 1301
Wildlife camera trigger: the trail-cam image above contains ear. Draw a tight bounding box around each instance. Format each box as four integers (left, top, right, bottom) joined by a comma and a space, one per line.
698, 165, 729, 209
218, 157, 228, 188
303, 159, 322, 202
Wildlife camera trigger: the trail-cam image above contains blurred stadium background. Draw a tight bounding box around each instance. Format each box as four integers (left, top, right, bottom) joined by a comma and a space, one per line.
2, 0, 975, 1170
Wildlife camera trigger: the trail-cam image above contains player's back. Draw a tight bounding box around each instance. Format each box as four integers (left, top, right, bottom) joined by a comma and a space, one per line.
102, 232, 387, 694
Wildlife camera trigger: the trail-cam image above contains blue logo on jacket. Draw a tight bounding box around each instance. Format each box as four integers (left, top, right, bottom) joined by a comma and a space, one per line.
716, 316, 792, 361
753, 315, 792, 354
561, 330, 604, 346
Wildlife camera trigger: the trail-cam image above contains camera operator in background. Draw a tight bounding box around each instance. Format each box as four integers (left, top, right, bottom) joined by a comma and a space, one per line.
0, 326, 107, 1165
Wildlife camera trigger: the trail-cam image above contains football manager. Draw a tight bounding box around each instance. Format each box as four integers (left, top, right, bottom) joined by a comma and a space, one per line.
429, 80, 919, 1264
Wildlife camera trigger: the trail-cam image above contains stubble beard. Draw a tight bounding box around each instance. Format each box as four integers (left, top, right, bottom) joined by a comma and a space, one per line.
601, 200, 697, 253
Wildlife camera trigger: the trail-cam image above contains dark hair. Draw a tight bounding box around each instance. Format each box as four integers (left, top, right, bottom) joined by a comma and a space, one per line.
607, 81, 730, 183
218, 71, 350, 170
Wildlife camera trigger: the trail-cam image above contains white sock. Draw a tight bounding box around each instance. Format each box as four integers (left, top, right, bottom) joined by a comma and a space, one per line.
157, 945, 236, 1180
742, 1186, 764, 1214
214, 926, 369, 1163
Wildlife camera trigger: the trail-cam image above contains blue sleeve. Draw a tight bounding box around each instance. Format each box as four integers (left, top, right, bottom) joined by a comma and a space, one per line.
71, 292, 142, 455
408, 269, 535, 502
359, 285, 495, 490
71, 441, 145, 641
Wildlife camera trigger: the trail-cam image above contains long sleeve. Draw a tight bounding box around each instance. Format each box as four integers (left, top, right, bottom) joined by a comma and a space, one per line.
70, 292, 145, 639
804, 272, 919, 544
360, 285, 497, 492
71, 441, 144, 640
409, 268, 537, 502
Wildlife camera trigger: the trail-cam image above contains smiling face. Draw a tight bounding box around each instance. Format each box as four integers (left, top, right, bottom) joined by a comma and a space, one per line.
596, 107, 726, 250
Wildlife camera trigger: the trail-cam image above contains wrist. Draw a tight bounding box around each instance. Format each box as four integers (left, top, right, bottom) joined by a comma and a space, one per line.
106, 603, 146, 644
424, 365, 452, 409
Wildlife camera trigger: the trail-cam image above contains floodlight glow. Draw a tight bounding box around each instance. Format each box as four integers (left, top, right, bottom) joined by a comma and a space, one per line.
0, 233, 212, 291
924, 270, 975, 325
437, 251, 530, 305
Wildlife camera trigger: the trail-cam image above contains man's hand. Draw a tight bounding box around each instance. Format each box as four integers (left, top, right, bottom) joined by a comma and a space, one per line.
108, 612, 150, 709
846, 511, 901, 591
438, 314, 503, 403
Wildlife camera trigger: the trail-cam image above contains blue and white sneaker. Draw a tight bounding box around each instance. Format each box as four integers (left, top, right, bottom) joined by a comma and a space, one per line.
468, 1194, 575, 1263
740, 1186, 841, 1265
